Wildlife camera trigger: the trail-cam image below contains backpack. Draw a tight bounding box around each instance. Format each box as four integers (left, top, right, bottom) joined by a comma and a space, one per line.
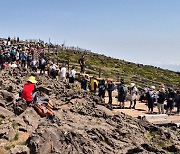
99, 84, 106, 92
147, 91, 156, 102
33, 100, 54, 117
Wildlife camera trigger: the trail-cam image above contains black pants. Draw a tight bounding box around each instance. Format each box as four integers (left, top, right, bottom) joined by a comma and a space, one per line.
130, 100, 136, 109
50, 70, 57, 79
21, 60, 26, 67
177, 103, 180, 113
99, 91, 105, 98
69, 77, 75, 83
108, 91, 112, 104
80, 65, 85, 73
148, 101, 154, 112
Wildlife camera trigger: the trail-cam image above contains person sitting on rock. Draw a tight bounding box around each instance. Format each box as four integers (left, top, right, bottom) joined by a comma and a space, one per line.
21, 76, 37, 104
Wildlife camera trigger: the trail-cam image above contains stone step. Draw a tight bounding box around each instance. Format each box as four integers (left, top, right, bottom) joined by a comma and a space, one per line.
138, 114, 168, 120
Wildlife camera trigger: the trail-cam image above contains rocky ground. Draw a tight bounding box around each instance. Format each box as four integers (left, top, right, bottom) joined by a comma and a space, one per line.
0, 67, 180, 154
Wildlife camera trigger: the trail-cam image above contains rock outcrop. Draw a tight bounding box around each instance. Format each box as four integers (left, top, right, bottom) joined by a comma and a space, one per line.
0, 67, 179, 154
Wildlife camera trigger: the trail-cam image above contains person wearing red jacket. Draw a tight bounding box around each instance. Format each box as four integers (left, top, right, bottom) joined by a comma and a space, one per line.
21, 76, 37, 103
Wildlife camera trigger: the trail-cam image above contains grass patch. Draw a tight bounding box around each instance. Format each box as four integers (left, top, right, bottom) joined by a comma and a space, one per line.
12, 121, 19, 129
10, 133, 19, 142
5, 144, 15, 150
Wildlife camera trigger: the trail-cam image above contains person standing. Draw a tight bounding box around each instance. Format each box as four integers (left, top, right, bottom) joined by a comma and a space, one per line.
129, 83, 138, 109
59, 63, 66, 82
39, 57, 46, 74
98, 79, 106, 99
81, 74, 89, 90
117, 79, 127, 109
0, 50, 4, 70
69, 66, 76, 83
157, 87, 166, 114
106, 78, 115, 106
49, 61, 58, 79
146, 86, 157, 113
21, 50, 27, 68
78, 55, 85, 73
166, 88, 175, 115
90, 76, 98, 93
175, 90, 180, 115
30, 59, 38, 72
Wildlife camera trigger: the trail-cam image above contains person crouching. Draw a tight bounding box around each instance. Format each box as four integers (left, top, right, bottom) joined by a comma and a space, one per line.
21, 76, 37, 104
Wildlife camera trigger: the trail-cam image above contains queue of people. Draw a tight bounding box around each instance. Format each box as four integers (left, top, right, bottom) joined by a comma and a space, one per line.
1, 37, 179, 116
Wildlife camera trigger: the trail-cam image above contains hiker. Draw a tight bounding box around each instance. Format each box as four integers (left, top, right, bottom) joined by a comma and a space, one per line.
49, 61, 58, 79
15, 49, 20, 63
90, 76, 98, 93
21, 76, 38, 104
69, 66, 76, 83
59, 63, 66, 82
78, 55, 85, 73
98, 79, 106, 99
10, 47, 16, 62
81, 74, 89, 90
106, 78, 115, 106
27, 52, 32, 68
129, 83, 138, 109
166, 87, 175, 115
175, 90, 180, 114
117, 79, 127, 109
0, 50, 4, 70
39, 57, 46, 74
157, 86, 166, 114
21, 50, 27, 68
146, 86, 157, 114
30, 59, 38, 72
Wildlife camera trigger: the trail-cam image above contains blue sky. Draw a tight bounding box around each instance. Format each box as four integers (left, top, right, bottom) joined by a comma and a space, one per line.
0, 0, 180, 71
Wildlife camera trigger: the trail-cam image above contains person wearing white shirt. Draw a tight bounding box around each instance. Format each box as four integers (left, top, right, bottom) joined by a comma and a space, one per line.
49, 62, 58, 79
59, 63, 66, 82
69, 66, 76, 83
30, 59, 38, 72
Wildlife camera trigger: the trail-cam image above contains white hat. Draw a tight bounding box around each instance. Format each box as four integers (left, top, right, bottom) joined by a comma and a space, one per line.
151, 86, 155, 90
130, 83, 135, 87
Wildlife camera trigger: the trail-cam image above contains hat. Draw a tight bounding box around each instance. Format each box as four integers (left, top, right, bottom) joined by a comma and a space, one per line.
130, 83, 135, 87
107, 78, 113, 82
151, 86, 155, 90
28, 76, 37, 84
120, 78, 124, 84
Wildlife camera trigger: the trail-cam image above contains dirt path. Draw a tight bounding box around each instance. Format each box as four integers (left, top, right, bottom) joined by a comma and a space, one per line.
105, 91, 180, 125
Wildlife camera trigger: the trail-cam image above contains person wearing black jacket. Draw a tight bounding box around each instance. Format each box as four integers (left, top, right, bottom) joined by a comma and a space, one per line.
166, 88, 175, 115
106, 78, 115, 106
0, 50, 4, 70
98, 80, 106, 99
175, 90, 180, 114
157, 88, 166, 114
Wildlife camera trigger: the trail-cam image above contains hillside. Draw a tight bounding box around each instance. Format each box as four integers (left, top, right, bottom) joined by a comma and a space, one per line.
0, 67, 180, 154
48, 47, 180, 89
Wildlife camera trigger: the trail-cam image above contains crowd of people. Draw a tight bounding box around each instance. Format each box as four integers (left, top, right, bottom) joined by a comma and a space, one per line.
1, 37, 180, 116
